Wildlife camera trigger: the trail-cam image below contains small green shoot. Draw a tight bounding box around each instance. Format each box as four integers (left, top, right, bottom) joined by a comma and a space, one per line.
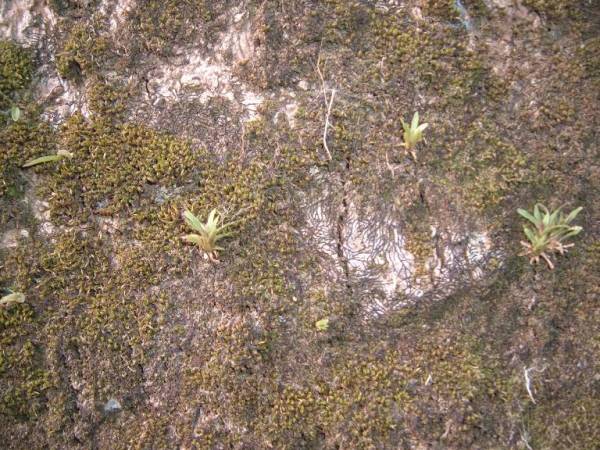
401, 111, 428, 161
315, 318, 329, 331
22, 149, 74, 168
182, 208, 236, 261
10, 105, 21, 122
0, 290, 25, 307
517, 203, 583, 269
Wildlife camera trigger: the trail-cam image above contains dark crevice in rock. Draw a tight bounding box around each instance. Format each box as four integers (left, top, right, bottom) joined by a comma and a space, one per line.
335, 154, 352, 295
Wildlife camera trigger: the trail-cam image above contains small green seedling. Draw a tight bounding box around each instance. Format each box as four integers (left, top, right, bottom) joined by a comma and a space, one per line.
401, 111, 428, 161
10, 105, 21, 122
315, 318, 329, 331
22, 149, 74, 168
182, 209, 236, 261
517, 203, 583, 269
0, 290, 25, 307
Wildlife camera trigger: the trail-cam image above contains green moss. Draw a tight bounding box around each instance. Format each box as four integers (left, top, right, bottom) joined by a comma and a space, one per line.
40, 112, 197, 219
521, 0, 571, 19
0, 40, 32, 110
422, 0, 460, 20
56, 21, 110, 80
579, 37, 600, 84
440, 121, 530, 210
0, 244, 52, 420
127, 0, 211, 55
0, 117, 57, 197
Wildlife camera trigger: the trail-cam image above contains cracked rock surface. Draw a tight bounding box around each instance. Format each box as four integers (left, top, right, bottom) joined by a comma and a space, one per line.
1, 0, 599, 448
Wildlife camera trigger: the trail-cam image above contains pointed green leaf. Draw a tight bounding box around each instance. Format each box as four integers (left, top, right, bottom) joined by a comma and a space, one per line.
523, 226, 536, 244
184, 210, 203, 232
564, 207, 582, 224
411, 111, 419, 130
559, 227, 582, 240
10, 105, 21, 122
548, 206, 563, 226
532, 204, 541, 221
517, 209, 537, 224
208, 208, 218, 224
22, 154, 62, 167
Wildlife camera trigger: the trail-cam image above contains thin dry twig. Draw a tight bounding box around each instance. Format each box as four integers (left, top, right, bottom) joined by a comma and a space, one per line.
315, 42, 335, 161
322, 89, 336, 161
523, 365, 547, 404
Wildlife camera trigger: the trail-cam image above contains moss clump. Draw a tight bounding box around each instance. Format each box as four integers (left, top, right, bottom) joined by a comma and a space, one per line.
0, 118, 57, 197
263, 352, 415, 448
41, 112, 198, 219
56, 21, 110, 80
0, 244, 51, 420
521, 0, 571, 19
422, 0, 460, 20
578, 37, 600, 88
127, 0, 211, 55
441, 121, 530, 210
0, 40, 33, 110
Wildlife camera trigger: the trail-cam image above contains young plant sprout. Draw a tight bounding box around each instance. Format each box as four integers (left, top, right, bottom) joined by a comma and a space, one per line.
22, 149, 74, 168
315, 318, 329, 331
182, 208, 236, 261
401, 111, 428, 161
517, 203, 583, 269
10, 105, 20, 121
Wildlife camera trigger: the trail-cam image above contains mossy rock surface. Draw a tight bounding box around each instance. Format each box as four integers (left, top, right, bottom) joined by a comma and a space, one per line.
1, 1, 599, 448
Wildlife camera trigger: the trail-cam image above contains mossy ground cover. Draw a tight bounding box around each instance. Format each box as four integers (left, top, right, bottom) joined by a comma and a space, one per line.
1, 0, 599, 448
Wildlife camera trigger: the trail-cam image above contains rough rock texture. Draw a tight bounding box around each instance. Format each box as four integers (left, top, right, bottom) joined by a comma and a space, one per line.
1, 0, 599, 448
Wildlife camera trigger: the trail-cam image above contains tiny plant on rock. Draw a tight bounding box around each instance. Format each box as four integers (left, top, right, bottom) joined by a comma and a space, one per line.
517, 203, 583, 269
315, 318, 329, 331
401, 111, 428, 161
182, 208, 236, 261
22, 149, 74, 168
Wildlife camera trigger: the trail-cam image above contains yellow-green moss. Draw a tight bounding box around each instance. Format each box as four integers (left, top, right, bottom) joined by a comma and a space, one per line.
0, 244, 52, 420
56, 21, 110, 80
0, 40, 32, 109
127, 0, 211, 55
0, 118, 57, 197
441, 121, 530, 210
41, 113, 197, 218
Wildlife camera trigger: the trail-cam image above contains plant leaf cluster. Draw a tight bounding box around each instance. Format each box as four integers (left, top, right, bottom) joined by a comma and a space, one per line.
517, 203, 582, 269
182, 209, 236, 261
401, 111, 428, 161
